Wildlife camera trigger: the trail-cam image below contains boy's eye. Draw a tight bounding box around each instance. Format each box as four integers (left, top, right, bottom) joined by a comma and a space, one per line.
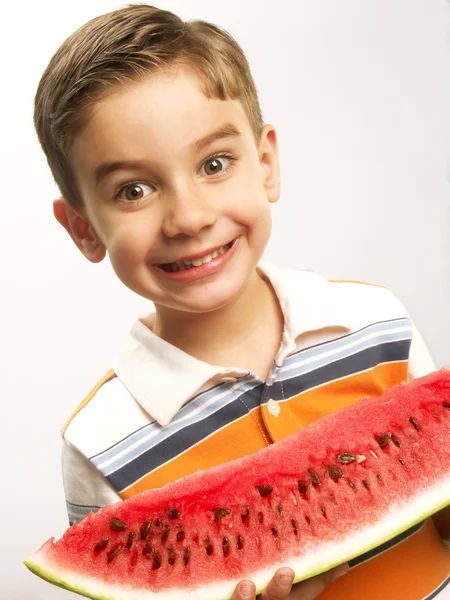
118, 182, 153, 202
201, 156, 230, 176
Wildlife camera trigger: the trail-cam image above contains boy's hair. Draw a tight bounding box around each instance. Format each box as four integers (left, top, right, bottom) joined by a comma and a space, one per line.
34, 4, 263, 210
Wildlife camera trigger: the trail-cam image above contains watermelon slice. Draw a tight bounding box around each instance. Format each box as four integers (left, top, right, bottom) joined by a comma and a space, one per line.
25, 370, 450, 599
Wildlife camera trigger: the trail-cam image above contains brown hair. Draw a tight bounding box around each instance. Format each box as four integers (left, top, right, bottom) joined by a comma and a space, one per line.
34, 4, 264, 209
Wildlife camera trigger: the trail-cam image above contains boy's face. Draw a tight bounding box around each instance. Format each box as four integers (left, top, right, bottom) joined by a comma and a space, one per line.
58, 67, 280, 315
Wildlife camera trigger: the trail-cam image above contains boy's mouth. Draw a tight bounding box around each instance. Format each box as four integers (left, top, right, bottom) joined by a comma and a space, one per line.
159, 241, 234, 273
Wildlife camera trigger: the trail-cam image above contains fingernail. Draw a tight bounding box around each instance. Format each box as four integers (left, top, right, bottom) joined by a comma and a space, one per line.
279, 574, 293, 587
240, 585, 254, 598
332, 565, 349, 581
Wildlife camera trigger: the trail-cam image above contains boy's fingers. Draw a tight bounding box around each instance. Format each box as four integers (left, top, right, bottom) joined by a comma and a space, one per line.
231, 579, 256, 600
260, 567, 294, 599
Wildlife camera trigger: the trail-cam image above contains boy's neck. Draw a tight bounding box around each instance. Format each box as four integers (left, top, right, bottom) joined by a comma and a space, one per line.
145, 269, 283, 365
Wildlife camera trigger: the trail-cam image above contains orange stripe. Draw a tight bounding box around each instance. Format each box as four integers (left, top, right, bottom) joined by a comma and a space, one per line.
329, 279, 388, 289
120, 410, 269, 499
317, 518, 450, 600
61, 369, 116, 438
288, 362, 409, 429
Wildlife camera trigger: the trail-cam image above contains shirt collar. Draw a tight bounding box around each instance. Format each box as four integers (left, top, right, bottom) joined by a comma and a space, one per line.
112, 261, 351, 426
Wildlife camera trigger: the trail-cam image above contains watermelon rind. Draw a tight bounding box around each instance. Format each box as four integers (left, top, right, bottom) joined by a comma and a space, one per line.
24, 477, 450, 600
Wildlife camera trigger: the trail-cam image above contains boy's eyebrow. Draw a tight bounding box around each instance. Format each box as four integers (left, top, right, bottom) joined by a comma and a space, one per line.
93, 123, 242, 187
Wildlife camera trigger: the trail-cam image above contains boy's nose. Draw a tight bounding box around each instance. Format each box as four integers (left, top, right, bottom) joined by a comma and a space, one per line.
161, 184, 218, 238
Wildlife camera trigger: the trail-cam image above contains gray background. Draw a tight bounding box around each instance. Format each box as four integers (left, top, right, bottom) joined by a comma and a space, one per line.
1, 0, 449, 598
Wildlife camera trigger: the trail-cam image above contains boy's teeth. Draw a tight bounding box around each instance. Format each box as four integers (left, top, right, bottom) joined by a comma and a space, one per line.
162, 241, 233, 272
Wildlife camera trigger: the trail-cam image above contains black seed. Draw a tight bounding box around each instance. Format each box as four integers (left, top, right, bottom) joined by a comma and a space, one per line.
166, 506, 180, 519
143, 540, 152, 555
305, 516, 311, 525
321, 506, 326, 517
241, 506, 250, 522
271, 526, 278, 538
256, 484, 273, 497
176, 526, 185, 542
337, 452, 357, 464
212, 508, 231, 521
399, 458, 405, 465
222, 537, 230, 556
277, 504, 283, 515
363, 480, 370, 489
183, 547, 191, 566
258, 512, 263, 523
298, 481, 309, 495
94, 538, 109, 553
156, 518, 163, 528
308, 469, 321, 485
109, 518, 127, 532
292, 519, 298, 534
376, 433, 391, 449
161, 524, 170, 541
107, 544, 122, 563
237, 535, 244, 549
168, 545, 176, 565
391, 435, 402, 448
205, 537, 213, 556
327, 465, 343, 479
409, 417, 420, 431
126, 532, 134, 549
443, 402, 450, 409
377, 474, 382, 481
347, 480, 356, 490
152, 549, 161, 569
139, 519, 152, 539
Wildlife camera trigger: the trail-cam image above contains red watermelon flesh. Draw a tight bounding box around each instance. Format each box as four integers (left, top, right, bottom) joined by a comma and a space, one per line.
25, 370, 450, 599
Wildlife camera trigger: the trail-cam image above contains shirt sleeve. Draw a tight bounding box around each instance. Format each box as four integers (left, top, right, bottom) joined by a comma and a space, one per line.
62, 438, 122, 525
407, 323, 437, 381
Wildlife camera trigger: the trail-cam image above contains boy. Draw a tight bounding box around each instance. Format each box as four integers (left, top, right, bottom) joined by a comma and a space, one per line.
34, 4, 449, 599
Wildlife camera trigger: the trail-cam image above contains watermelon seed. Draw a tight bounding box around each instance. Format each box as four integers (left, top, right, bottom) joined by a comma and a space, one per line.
362, 480, 370, 489
308, 469, 321, 485
347, 479, 356, 491
223, 537, 230, 556
168, 545, 176, 565
321, 506, 326, 517
291, 519, 299, 535
399, 458, 405, 465
94, 538, 109, 553
290, 491, 298, 505
151, 549, 161, 569
305, 516, 311, 525
277, 504, 283, 515
125, 532, 134, 549
237, 535, 244, 549
443, 403, 450, 409
326, 465, 343, 479
205, 537, 213, 555
212, 508, 231, 521
156, 518, 163, 528
298, 481, 309, 495
256, 484, 273, 497
139, 519, 152, 539
143, 540, 152, 555
356, 455, 367, 463
183, 547, 191, 566
337, 452, 356, 464
107, 544, 122, 563
376, 474, 382, 482
391, 435, 402, 448
109, 518, 127, 532
176, 526, 185, 541
376, 433, 391, 449
241, 506, 250, 522
369, 450, 378, 459
409, 417, 420, 431
166, 506, 180, 519
258, 512, 264, 523
161, 524, 170, 541
271, 526, 278, 538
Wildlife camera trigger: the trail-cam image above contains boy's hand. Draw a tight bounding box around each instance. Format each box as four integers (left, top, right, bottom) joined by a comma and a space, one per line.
231, 564, 349, 600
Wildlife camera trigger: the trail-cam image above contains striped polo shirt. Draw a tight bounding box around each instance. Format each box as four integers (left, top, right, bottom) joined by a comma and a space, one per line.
62, 261, 450, 599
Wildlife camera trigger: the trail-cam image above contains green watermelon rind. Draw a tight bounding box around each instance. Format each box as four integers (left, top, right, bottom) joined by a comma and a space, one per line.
24, 477, 450, 600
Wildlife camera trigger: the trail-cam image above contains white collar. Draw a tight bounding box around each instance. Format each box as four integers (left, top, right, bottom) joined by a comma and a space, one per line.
112, 261, 350, 426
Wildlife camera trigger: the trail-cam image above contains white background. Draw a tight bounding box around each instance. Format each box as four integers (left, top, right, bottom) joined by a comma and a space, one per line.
1, 0, 449, 598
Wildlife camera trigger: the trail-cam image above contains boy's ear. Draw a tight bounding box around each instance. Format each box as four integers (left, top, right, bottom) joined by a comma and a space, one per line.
259, 124, 280, 204
53, 198, 106, 263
